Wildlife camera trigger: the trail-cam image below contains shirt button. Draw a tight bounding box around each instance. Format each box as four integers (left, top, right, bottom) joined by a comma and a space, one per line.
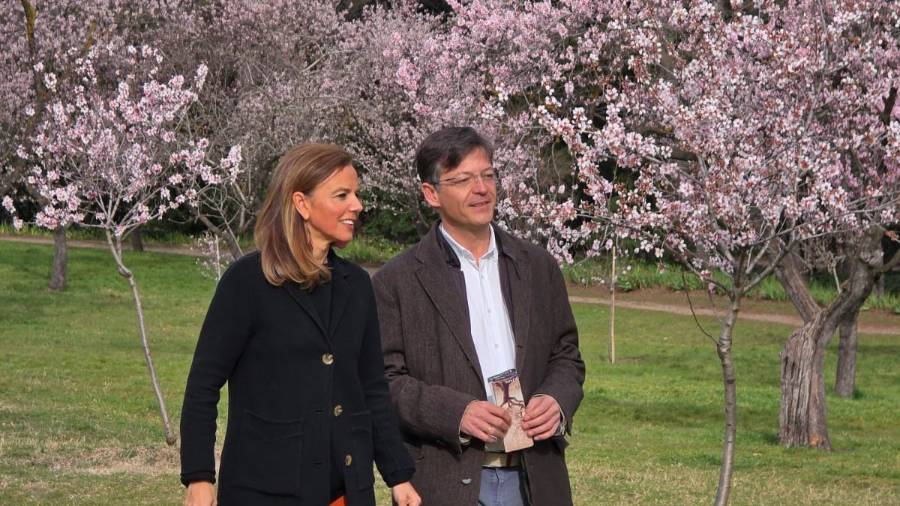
345, 454, 353, 466
322, 353, 334, 365
333, 405, 343, 417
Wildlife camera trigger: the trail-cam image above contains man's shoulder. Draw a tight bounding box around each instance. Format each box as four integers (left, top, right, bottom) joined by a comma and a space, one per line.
495, 226, 557, 266
374, 243, 421, 282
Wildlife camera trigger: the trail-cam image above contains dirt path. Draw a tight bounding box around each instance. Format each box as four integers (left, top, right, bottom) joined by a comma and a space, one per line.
3, 235, 898, 336
568, 295, 898, 336
0, 234, 200, 256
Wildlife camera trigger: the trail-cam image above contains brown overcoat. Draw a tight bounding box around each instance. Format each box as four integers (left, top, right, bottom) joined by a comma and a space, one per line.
373, 224, 585, 506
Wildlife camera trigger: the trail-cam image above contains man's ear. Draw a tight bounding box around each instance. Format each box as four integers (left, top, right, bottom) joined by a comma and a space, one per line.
292, 191, 311, 220
421, 183, 441, 209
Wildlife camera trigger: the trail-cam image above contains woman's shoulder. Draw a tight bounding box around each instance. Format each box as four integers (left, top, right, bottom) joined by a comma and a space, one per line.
218, 250, 264, 287
330, 253, 372, 283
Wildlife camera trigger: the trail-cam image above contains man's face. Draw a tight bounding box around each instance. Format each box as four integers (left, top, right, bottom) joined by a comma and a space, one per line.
422, 148, 496, 233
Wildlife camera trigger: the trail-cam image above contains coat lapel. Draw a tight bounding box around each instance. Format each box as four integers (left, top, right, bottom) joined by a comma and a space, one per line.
283, 281, 328, 340
328, 256, 352, 340
497, 228, 532, 374
415, 227, 484, 383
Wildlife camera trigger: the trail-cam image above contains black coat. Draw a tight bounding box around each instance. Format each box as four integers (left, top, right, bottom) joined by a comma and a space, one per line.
180, 251, 414, 505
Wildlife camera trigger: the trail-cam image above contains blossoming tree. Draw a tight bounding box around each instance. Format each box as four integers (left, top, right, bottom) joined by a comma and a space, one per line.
3, 42, 240, 444
439, 1, 899, 503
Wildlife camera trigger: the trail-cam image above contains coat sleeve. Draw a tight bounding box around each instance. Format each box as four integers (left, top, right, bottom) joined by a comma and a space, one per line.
180, 263, 255, 485
357, 277, 415, 487
530, 255, 585, 434
373, 272, 477, 453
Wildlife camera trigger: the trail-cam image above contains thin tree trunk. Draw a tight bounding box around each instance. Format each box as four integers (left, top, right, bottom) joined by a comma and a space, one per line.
834, 309, 859, 398
129, 225, 144, 252
608, 242, 617, 364
197, 214, 242, 261
48, 225, 67, 291
874, 274, 885, 298
713, 297, 740, 506
778, 313, 832, 449
105, 232, 177, 445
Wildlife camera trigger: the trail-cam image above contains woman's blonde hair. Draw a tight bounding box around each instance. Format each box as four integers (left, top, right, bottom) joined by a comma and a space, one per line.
254, 144, 352, 287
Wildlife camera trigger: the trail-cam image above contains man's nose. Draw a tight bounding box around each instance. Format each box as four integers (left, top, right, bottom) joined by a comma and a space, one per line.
471, 176, 489, 193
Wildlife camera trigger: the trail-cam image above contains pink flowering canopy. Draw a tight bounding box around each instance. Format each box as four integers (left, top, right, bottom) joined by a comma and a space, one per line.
6, 41, 241, 238
447, 0, 900, 287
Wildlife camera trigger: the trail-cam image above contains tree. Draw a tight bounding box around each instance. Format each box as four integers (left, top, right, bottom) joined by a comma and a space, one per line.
152, 0, 351, 260
326, 1, 560, 237
445, 1, 898, 502
3, 42, 240, 444
762, 2, 900, 441
0, 0, 181, 289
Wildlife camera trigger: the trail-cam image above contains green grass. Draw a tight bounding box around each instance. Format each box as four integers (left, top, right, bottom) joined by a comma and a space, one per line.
0, 240, 898, 504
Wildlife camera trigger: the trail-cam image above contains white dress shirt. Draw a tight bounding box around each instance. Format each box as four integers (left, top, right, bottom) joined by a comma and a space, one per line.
440, 224, 517, 402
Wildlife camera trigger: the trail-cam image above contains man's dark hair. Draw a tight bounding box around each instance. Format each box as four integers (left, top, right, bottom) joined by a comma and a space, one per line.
415, 127, 494, 184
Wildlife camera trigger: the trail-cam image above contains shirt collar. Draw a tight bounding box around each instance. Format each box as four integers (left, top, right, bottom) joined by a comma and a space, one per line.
439, 224, 496, 263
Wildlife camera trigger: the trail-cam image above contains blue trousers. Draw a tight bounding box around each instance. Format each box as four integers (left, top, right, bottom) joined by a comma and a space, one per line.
477, 468, 528, 506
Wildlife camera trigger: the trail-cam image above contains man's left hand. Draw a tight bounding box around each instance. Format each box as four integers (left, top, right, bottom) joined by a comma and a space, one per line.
522, 395, 561, 440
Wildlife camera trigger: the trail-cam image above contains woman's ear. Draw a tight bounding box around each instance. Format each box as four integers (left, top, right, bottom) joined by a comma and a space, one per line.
292, 191, 311, 220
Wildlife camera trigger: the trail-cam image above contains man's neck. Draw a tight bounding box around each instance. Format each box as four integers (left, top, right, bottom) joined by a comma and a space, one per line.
440, 221, 492, 261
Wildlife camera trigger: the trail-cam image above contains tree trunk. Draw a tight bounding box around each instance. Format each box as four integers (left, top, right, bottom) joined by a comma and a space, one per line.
608, 242, 617, 364
834, 310, 859, 398
105, 232, 177, 445
778, 313, 832, 449
713, 297, 740, 506
48, 225, 67, 291
197, 214, 243, 261
129, 226, 144, 252
775, 251, 833, 448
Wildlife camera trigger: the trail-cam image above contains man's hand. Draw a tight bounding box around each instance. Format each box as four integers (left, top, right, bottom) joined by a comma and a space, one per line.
459, 400, 511, 443
391, 481, 422, 506
522, 395, 561, 440
184, 481, 216, 506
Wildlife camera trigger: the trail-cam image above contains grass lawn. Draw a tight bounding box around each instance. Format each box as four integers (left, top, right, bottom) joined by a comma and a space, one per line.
0, 240, 897, 505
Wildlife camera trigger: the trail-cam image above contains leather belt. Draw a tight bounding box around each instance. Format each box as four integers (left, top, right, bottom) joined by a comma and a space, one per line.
482, 451, 521, 468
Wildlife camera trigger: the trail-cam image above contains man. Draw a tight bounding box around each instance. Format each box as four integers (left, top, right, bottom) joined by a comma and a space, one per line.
373, 127, 585, 506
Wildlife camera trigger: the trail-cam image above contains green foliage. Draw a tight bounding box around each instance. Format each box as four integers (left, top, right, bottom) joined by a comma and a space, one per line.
1, 240, 898, 504
359, 207, 422, 245
336, 234, 407, 265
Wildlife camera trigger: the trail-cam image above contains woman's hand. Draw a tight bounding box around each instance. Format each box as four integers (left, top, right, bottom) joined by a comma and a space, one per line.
391, 481, 422, 506
184, 481, 216, 506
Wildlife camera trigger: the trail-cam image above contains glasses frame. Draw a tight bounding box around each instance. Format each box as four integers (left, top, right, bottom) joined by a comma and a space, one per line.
432, 169, 498, 190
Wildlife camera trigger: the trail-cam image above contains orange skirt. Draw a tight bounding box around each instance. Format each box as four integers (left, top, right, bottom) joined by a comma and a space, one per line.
329, 497, 346, 506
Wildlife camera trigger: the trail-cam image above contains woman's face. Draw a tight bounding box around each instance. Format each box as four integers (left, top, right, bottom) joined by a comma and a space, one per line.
292, 165, 363, 252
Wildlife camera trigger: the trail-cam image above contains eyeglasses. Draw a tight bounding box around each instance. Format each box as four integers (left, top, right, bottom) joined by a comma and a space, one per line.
434, 170, 497, 189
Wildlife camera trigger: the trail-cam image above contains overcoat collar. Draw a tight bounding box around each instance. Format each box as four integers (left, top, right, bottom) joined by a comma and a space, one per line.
282, 249, 352, 347
413, 222, 534, 376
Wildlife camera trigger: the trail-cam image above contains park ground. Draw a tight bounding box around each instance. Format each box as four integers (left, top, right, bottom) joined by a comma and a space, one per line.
0, 240, 898, 504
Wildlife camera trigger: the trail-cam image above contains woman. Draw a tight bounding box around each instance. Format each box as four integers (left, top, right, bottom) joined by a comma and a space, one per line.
180, 144, 420, 506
